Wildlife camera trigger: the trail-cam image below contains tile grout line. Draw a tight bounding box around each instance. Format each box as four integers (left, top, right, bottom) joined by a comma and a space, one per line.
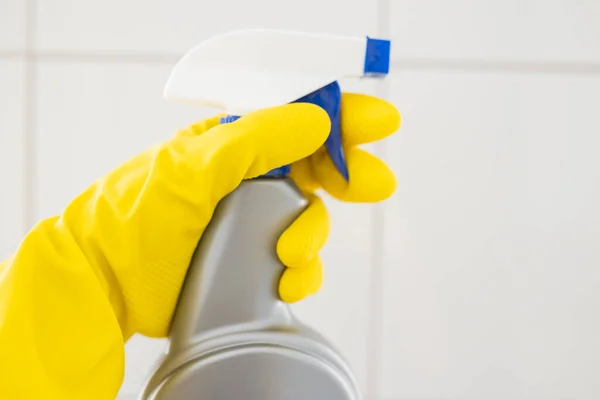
390, 58, 600, 75
22, 0, 37, 232
0, 51, 24, 59
1, 51, 181, 64
3, 51, 600, 75
365, 0, 391, 398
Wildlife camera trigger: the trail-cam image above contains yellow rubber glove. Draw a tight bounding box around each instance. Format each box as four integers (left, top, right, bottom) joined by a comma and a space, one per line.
0, 94, 399, 399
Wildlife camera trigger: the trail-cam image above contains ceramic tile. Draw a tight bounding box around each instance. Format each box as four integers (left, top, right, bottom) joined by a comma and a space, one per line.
0, 59, 25, 261
380, 71, 600, 399
390, 0, 600, 63
0, 0, 26, 51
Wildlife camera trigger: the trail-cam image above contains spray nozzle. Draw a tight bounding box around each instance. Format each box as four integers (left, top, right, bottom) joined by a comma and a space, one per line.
165, 30, 391, 181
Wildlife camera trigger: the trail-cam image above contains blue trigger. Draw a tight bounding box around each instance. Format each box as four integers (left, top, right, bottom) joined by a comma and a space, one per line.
219, 81, 348, 181
295, 81, 348, 181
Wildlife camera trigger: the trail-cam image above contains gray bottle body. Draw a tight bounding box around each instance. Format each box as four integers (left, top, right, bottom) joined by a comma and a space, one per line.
139, 178, 361, 400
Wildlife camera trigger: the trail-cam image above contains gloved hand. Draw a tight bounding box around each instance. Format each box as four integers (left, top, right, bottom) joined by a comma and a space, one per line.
108, 93, 399, 338
4, 94, 400, 339
0, 93, 399, 399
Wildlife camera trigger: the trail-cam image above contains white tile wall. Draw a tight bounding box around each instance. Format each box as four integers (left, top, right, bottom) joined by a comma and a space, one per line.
0, 0, 27, 51
35, 0, 377, 54
0, 60, 25, 261
390, 0, 600, 63
380, 71, 600, 400
2, 1, 600, 400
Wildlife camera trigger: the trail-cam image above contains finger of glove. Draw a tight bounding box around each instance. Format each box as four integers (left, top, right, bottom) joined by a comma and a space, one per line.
341, 93, 401, 147
312, 146, 397, 202
279, 256, 323, 303
277, 194, 329, 268
168, 103, 330, 205
289, 94, 400, 195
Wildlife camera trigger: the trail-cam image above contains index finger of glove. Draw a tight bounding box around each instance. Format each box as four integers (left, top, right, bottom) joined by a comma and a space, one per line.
173, 103, 331, 201
341, 93, 401, 147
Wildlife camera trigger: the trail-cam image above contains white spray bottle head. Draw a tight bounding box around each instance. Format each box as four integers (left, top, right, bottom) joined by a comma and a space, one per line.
164, 29, 391, 180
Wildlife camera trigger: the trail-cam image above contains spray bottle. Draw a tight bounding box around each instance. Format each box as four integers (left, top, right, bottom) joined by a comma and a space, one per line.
139, 29, 391, 400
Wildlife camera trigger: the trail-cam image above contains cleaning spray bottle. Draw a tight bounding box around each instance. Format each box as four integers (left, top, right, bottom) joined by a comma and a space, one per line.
139, 29, 391, 400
